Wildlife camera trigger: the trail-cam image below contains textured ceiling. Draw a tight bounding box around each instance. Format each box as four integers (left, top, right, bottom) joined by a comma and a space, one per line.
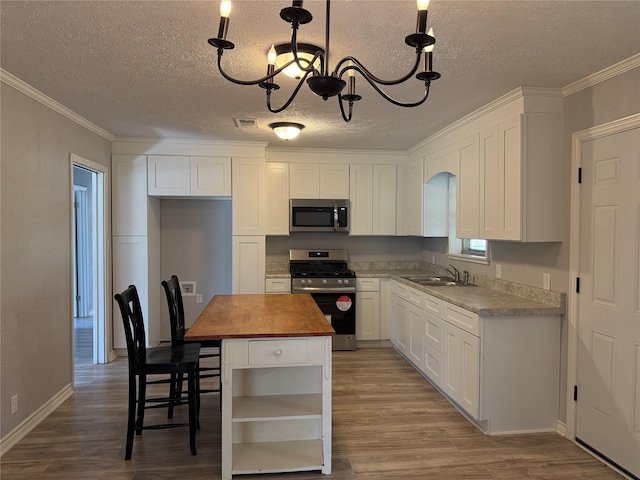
1, 1, 639, 150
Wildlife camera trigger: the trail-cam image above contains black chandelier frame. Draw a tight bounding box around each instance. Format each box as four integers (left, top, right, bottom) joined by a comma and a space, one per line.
208, 0, 441, 123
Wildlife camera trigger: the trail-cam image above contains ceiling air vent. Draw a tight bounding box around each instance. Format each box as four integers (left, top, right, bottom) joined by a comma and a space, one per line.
234, 118, 258, 128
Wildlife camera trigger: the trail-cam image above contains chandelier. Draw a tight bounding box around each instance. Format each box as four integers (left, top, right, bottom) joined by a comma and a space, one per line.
208, 0, 441, 123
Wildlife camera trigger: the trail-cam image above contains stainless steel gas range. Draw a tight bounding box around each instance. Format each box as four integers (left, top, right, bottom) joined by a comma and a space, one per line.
289, 249, 356, 351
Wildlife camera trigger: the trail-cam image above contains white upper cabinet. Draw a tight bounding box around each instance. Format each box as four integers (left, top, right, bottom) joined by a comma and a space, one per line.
373, 165, 397, 235
147, 155, 231, 197
408, 157, 447, 238
190, 156, 232, 196
478, 113, 563, 241
290, 163, 349, 199
349, 164, 373, 235
265, 162, 290, 235
406, 159, 424, 236
112, 154, 149, 236
456, 134, 481, 238
232, 157, 265, 235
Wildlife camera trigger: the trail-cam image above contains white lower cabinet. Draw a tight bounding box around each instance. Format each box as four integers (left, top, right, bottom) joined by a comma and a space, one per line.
265, 277, 291, 294
390, 280, 560, 434
441, 318, 479, 418
356, 278, 380, 341
222, 337, 332, 480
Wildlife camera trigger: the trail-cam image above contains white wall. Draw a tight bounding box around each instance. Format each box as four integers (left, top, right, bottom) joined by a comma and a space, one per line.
0, 83, 112, 438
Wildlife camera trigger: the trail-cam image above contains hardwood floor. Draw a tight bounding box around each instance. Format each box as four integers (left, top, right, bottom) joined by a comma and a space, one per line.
1, 348, 624, 479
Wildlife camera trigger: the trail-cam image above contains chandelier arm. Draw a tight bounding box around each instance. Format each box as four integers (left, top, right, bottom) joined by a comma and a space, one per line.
217, 49, 319, 86
360, 74, 432, 108
290, 27, 325, 76
266, 69, 314, 113
338, 95, 354, 122
335, 53, 422, 86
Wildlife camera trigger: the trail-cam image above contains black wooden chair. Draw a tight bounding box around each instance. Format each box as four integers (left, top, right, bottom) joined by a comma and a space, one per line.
162, 275, 222, 416
114, 284, 200, 460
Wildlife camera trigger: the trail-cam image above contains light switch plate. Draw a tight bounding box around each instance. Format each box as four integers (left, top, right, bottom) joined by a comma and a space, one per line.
543, 273, 551, 290
495, 264, 502, 279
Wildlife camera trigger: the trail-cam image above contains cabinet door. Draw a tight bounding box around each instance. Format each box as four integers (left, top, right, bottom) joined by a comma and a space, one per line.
112, 235, 149, 349
373, 165, 397, 235
457, 134, 480, 238
232, 157, 265, 235
499, 115, 522, 240
479, 124, 499, 240
407, 303, 423, 367
349, 164, 373, 235
392, 295, 409, 354
480, 116, 523, 240
290, 163, 319, 198
441, 320, 479, 418
356, 291, 380, 340
112, 154, 148, 235
265, 163, 290, 235
232, 235, 265, 294
319, 163, 349, 199
190, 156, 231, 196
147, 155, 190, 196
406, 160, 424, 236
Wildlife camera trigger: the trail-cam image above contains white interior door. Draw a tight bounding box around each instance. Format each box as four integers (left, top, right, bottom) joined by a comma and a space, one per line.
575, 125, 640, 478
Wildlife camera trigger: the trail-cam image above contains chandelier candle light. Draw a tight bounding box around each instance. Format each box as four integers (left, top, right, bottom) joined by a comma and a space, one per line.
208, 0, 440, 122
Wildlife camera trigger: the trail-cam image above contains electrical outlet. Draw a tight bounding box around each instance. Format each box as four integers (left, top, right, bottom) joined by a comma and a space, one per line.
10, 394, 18, 414
543, 273, 551, 290
180, 281, 196, 297
196, 294, 203, 304
432, 255, 436, 264
495, 264, 502, 279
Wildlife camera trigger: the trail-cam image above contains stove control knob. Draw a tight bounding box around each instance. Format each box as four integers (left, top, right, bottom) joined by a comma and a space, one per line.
307, 279, 313, 285
322, 279, 328, 285
301, 279, 307, 285
343, 279, 350, 285
337, 279, 343, 285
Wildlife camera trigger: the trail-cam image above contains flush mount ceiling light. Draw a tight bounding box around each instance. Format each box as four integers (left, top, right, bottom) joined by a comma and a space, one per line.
208, 0, 441, 123
269, 122, 305, 140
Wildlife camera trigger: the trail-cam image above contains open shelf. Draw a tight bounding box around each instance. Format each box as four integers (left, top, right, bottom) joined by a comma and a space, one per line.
232, 439, 324, 474
232, 394, 322, 422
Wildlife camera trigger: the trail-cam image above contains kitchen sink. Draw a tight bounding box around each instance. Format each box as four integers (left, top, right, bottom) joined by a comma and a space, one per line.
400, 275, 475, 287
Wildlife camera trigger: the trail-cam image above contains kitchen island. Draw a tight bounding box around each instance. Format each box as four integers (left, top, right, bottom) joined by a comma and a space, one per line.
185, 294, 334, 480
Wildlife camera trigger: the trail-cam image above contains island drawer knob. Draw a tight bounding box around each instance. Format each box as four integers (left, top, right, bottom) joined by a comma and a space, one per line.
275, 349, 283, 356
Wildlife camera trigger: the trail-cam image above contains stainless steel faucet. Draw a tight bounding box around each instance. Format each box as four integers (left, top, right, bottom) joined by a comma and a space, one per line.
432, 263, 460, 282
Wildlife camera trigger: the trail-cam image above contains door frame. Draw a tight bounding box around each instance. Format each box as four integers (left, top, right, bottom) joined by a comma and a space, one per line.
70, 154, 111, 366
566, 112, 640, 439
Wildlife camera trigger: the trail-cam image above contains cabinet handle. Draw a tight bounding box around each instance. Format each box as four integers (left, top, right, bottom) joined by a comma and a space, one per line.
275, 349, 283, 356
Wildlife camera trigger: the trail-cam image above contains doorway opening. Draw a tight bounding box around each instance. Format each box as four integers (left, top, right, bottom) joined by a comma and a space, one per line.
71, 155, 109, 367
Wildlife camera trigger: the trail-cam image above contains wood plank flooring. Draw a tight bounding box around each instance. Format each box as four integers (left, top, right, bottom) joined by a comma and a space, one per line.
1, 348, 624, 479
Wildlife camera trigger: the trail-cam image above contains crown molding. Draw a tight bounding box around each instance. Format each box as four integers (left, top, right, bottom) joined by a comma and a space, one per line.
0, 68, 115, 141
562, 53, 640, 97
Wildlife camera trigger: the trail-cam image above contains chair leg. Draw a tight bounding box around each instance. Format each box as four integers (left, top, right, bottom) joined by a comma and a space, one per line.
125, 377, 137, 460
136, 373, 147, 435
196, 362, 201, 429
168, 373, 180, 419
188, 369, 197, 456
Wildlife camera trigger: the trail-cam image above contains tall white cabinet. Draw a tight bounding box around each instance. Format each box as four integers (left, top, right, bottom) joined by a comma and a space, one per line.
111, 154, 161, 348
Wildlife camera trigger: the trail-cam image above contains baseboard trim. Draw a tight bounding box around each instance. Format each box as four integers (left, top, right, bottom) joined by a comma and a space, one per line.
556, 420, 567, 437
0, 384, 73, 457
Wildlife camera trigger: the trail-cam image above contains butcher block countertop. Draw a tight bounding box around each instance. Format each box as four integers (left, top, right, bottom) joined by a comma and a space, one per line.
185, 293, 335, 340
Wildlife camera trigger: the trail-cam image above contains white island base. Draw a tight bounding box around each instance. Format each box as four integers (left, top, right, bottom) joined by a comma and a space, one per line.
221, 337, 332, 480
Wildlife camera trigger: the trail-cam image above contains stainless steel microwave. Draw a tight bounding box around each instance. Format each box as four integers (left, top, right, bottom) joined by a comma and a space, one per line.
290, 199, 349, 233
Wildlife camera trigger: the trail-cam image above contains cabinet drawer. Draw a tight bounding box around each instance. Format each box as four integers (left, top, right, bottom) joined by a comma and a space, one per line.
423, 311, 442, 352
265, 278, 291, 293
407, 286, 423, 307
248, 339, 308, 365
392, 281, 409, 300
422, 292, 441, 316
422, 343, 442, 387
442, 302, 479, 336
356, 278, 379, 292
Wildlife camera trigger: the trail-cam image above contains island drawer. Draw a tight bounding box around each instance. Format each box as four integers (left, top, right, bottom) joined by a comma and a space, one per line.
442, 301, 479, 336
248, 339, 309, 365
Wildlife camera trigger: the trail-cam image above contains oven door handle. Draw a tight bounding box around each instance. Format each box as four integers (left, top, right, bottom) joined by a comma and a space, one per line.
292, 286, 356, 294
